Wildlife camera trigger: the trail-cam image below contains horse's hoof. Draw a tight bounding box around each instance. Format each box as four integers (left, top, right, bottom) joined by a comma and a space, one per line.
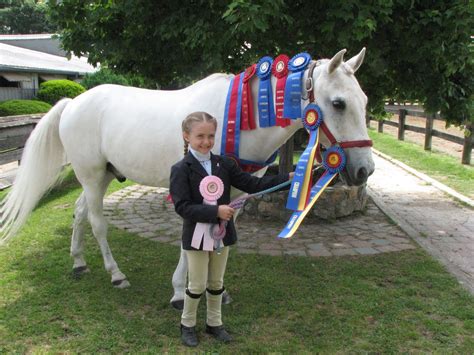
72, 266, 90, 279
112, 279, 131, 288
171, 299, 184, 310
222, 291, 232, 305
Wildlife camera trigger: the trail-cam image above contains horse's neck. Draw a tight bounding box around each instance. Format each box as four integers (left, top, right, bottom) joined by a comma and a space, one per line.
183, 71, 306, 163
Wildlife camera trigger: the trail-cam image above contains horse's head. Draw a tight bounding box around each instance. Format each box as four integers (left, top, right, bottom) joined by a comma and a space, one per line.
311, 48, 374, 186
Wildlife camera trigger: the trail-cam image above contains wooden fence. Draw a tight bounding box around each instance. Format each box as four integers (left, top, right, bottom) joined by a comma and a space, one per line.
0, 114, 42, 165
367, 105, 473, 165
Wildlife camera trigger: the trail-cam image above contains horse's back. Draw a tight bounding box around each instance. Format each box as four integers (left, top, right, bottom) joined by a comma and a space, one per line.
58, 77, 231, 187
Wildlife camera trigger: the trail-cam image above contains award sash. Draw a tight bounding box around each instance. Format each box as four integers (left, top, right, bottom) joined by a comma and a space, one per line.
272, 54, 291, 128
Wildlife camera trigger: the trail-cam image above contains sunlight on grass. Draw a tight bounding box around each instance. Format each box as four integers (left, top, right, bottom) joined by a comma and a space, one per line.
1, 171, 473, 352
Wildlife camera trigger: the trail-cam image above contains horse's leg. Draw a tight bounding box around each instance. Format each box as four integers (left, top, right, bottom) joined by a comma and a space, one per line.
71, 191, 90, 277
170, 246, 187, 309
82, 173, 130, 288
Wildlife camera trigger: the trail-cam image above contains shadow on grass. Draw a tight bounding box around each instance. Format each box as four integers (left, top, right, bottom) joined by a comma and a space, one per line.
1, 183, 474, 353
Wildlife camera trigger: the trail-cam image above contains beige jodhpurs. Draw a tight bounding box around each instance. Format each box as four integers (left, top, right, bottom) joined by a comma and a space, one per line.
181, 246, 229, 327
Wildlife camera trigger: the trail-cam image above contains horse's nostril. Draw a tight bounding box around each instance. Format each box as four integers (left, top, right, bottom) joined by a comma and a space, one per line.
357, 167, 368, 182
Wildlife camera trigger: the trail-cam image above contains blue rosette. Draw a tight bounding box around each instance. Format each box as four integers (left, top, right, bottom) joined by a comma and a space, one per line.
284, 52, 312, 119
302, 103, 323, 131
322, 146, 346, 174
288, 52, 312, 72
257, 56, 273, 79
256, 56, 275, 127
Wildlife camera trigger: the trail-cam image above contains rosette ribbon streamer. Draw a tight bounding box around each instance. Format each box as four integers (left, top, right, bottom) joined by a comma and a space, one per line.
278, 146, 346, 239
256, 56, 275, 127
241, 64, 257, 130
286, 104, 323, 211
221, 72, 244, 157
191, 176, 225, 251
272, 54, 291, 128
283, 52, 312, 119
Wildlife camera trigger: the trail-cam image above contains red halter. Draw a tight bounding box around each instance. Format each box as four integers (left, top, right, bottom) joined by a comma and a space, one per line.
306, 61, 373, 150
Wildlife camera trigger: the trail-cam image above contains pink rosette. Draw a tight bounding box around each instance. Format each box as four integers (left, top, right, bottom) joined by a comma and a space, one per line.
199, 176, 224, 203
192, 176, 225, 251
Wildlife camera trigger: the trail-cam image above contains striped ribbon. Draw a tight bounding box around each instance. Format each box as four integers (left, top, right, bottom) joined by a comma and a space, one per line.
278, 170, 338, 239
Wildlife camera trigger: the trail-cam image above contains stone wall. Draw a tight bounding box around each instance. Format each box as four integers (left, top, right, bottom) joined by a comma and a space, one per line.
240, 182, 368, 221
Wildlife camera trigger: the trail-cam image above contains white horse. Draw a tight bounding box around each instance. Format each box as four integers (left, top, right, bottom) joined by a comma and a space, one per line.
0, 48, 374, 304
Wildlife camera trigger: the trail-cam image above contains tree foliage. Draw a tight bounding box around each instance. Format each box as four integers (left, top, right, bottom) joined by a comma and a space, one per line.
0, 0, 56, 34
48, 0, 473, 125
81, 68, 157, 90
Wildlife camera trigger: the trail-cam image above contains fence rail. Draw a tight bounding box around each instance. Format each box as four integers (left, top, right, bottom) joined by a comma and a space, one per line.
0, 114, 42, 165
367, 106, 473, 165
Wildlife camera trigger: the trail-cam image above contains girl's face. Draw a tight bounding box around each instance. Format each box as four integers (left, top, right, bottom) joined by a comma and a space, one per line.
183, 121, 216, 155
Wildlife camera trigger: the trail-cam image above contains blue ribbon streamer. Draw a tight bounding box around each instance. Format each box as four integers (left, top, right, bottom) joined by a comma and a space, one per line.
258, 78, 275, 127
283, 71, 305, 119
286, 129, 319, 210
278, 171, 338, 239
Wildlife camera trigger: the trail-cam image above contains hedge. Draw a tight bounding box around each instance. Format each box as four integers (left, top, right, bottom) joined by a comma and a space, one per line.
37, 79, 85, 105
0, 100, 52, 117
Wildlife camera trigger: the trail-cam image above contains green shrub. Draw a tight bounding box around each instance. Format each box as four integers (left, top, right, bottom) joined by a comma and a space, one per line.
81, 68, 129, 89
37, 79, 85, 105
81, 68, 156, 89
0, 99, 52, 117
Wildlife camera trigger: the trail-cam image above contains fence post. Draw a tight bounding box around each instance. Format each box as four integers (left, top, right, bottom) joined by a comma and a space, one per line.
279, 136, 294, 175
424, 113, 434, 150
398, 109, 406, 141
462, 123, 473, 165
377, 119, 384, 133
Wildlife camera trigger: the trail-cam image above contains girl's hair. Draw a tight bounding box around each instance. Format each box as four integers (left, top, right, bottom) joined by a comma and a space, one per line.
181, 112, 218, 155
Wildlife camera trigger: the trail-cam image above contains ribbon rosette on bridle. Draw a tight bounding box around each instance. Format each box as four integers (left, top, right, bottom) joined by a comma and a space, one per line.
279, 104, 347, 239
286, 104, 323, 211
191, 176, 225, 251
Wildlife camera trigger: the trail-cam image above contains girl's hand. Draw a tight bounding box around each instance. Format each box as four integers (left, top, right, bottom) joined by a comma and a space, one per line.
218, 205, 235, 221
289, 172, 295, 180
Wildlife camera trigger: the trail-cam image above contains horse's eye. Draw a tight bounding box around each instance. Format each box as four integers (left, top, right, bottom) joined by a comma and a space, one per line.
332, 99, 346, 110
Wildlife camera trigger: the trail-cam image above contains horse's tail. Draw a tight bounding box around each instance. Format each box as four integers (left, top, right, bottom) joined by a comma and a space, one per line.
0, 98, 72, 244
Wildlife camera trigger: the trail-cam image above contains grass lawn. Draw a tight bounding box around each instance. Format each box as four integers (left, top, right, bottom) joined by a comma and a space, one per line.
0, 172, 473, 352
368, 128, 474, 199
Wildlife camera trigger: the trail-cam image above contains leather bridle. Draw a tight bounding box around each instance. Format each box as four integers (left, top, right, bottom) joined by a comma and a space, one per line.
305, 61, 373, 150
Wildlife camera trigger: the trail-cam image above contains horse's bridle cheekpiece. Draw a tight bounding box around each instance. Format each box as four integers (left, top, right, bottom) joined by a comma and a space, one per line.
221, 53, 373, 238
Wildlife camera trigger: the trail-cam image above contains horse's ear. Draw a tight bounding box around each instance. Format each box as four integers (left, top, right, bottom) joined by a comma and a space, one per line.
346, 47, 366, 73
327, 49, 347, 74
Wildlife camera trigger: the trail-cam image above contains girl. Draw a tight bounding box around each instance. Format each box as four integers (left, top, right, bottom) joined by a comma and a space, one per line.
169, 111, 293, 347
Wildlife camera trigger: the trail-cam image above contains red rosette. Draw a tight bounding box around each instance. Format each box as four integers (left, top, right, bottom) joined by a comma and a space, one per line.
243, 64, 256, 83
272, 54, 289, 78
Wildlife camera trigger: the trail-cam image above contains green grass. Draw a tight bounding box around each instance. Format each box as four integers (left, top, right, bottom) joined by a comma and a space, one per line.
1, 173, 473, 352
368, 128, 474, 199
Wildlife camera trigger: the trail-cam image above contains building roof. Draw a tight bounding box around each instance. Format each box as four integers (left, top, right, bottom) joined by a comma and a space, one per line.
0, 34, 66, 57
0, 42, 97, 76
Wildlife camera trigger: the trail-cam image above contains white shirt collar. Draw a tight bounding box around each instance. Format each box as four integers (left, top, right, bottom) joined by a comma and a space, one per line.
189, 147, 211, 162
